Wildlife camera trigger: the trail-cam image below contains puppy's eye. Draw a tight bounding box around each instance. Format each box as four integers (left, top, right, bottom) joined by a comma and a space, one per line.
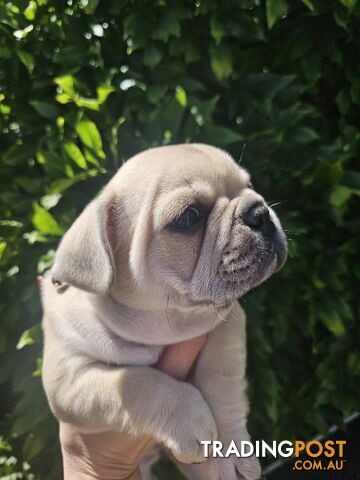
173, 206, 202, 230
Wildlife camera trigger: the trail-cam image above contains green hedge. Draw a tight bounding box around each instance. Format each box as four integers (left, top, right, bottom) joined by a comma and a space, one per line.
0, 0, 359, 478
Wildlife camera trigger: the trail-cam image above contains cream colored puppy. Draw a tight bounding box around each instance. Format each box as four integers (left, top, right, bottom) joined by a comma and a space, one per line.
41, 144, 287, 480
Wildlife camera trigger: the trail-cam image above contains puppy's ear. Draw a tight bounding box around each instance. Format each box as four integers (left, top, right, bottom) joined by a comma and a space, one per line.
52, 193, 115, 294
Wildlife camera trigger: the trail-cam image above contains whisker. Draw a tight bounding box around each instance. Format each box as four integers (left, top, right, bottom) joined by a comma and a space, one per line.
268, 201, 283, 208
239, 143, 247, 164
215, 308, 227, 322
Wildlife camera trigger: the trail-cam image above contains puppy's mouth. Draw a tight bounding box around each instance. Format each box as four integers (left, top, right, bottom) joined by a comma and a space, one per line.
217, 229, 287, 298
219, 244, 272, 284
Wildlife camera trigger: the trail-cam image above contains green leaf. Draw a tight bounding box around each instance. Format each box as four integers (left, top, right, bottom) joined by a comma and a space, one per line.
55, 75, 112, 111
301, 0, 315, 10
54, 75, 76, 95
17, 50, 35, 73
16, 330, 34, 350
3, 145, 34, 166
320, 311, 345, 337
75, 119, 105, 159
29, 101, 60, 119
23, 431, 45, 460
339, 0, 357, 10
32, 203, 63, 235
330, 185, 353, 208
96, 85, 115, 103
54, 45, 84, 65
0, 241, 7, 260
175, 86, 187, 108
0, 438, 12, 453
334, 8, 350, 29
266, 0, 288, 29
63, 142, 87, 169
293, 127, 320, 144
210, 44, 233, 82
84, 148, 101, 167
73, 87, 114, 111
48, 169, 104, 194
37, 249, 56, 273
74, 97, 101, 111
40, 193, 61, 210
24, 0, 37, 20
201, 125, 243, 145
16, 325, 41, 350
152, 14, 181, 42
210, 16, 227, 44
55, 93, 73, 104
143, 44, 163, 68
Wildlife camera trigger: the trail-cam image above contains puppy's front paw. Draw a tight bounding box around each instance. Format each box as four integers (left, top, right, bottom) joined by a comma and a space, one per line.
191, 432, 261, 480
234, 455, 261, 480
220, 432, 261, 480
161, 383, 217, 464
192, 454, 261, 480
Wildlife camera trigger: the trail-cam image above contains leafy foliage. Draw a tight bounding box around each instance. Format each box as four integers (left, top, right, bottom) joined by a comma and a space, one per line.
0, 0, 359, 478
0, 437, 35, 480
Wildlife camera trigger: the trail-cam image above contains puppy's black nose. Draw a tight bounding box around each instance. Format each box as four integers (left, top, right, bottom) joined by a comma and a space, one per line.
244, 204, 275, 236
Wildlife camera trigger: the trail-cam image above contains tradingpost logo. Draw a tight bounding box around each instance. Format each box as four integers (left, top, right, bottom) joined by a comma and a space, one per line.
201, 439, 347, 472
292, 440, 346, 472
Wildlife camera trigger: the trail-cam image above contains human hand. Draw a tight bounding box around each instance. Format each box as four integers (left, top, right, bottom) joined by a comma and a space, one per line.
59, 335, 207, 480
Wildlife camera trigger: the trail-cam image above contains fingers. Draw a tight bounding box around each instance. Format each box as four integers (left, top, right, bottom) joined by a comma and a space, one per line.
58, 331, 207, 479
60, 423, 155, 480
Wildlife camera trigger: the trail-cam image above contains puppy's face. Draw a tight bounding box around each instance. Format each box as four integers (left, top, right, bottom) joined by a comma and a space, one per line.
135, 145, 287, 307
52, 144, 287, 312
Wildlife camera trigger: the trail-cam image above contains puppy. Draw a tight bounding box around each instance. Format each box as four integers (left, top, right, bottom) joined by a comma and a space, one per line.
41, 144, 287, 480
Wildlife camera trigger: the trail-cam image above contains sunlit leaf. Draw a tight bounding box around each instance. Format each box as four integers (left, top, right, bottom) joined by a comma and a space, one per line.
54, 75, 76, 95
0, 241, 7, 260
75, 119, 105, 159
63, 142, 87, 169
175, 86, 187, 108
16, 325, 41, 350
32, 204, 63, 235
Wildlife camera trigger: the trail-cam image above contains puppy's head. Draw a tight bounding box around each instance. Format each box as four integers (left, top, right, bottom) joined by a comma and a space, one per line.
52, 144, 287, 309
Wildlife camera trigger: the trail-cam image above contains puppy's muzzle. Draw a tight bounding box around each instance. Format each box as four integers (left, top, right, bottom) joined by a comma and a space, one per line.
243, 202, 287, 271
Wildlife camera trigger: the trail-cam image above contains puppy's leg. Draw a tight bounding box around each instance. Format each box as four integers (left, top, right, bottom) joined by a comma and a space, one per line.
188, 301, 261, 480
42, 342, 217, 465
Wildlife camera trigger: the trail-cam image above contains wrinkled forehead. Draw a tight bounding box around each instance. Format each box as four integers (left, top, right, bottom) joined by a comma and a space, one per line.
157, 145, 249, 194
112, 145, 250, 227
152, 148, 250, 228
